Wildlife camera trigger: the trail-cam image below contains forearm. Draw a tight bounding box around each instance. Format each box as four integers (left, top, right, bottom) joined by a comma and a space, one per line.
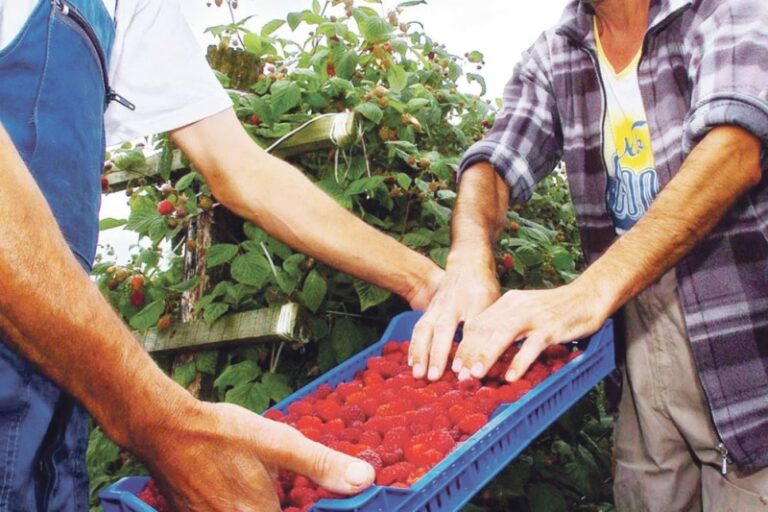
448, 162, 510, 269
0, 125, 194, 454
583, 125, 762, 315
172, 110, 440, 303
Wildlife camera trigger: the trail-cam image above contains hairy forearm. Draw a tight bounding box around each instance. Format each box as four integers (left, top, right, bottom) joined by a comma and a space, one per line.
0, 125, 194, 454
173, 110, 440, 303
448, 163, 510, 268
583, 125, 762, 314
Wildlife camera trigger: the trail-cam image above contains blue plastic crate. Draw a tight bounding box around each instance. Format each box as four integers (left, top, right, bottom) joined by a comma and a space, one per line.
101, 311, 614, 512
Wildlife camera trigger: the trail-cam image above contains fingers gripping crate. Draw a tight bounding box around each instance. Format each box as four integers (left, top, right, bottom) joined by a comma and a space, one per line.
100, 311, 615, 512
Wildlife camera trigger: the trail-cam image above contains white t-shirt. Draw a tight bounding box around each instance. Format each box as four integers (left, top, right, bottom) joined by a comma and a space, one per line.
0, 0, 232, 146
595, 21, 660, 235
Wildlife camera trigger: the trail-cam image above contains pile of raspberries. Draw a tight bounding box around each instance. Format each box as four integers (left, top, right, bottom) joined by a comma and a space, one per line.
137, 340, 580, 512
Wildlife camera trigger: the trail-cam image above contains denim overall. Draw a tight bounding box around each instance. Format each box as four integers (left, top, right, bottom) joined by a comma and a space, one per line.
0, 0, 122, 509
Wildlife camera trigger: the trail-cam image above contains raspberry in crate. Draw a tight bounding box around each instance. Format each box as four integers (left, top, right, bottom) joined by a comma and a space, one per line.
132, 339, 581, 512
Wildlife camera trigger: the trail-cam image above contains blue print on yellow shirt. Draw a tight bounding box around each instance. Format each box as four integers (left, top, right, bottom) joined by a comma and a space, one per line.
605, 117, 660, 233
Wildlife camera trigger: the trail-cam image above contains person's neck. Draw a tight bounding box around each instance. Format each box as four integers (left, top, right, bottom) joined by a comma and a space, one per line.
592, 0, 651, 36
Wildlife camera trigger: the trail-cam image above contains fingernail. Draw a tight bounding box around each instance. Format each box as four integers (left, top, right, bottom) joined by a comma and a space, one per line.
470, 362, 484, 378
413, 364, 425, 378
428, 366, 439, 381
506, 370, 517, 382
345, 461, 373, 487
452, 357, 463, 373
458, 367, 471, 381
408, 356, 413, 366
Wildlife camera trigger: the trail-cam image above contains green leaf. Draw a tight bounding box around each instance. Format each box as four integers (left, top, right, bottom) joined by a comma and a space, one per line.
394, 172, 412, 189
398, 0, 426, 6
225, 381, 269, 412
206, 244, 239, 268
261, 373, 293, 402
169, 277, 201, 293
230, 252, 271, 288
86, 428, 121, 470
332, 317, 365, 362
387, 64, 407, 93
466, 72, 487, 96
203, 302, 229, 324
552, 247, 575, 271
99, 218, 126, 231
345, 176, 385, 196
402, 232, 431, 248
529, 483, 567, 512
286, 11, 302, 31
214, 360, 262, 394
336, 51, 359, 80
175, 171, 198, 192
261, 19, 285, 37
173, 361, 197, 388
353, 279, 392, 311
195, 350, 219, 375
429, 247, 449, 267
243, 222, 268, 242
129, 300, 164, 331
466, 50, 484, 63
270, 81, 302, 116
357, 13, 391, 43
112, 149, 145, 171
300, 270, 327, 312
354, 102, 384, 123
406, 98, 430, 111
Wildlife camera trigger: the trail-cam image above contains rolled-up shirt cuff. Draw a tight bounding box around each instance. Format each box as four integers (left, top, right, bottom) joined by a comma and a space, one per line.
457, 140, 537, 204
684, 93, 768, 169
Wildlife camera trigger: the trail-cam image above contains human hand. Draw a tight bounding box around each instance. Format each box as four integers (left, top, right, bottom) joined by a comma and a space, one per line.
139, 402, 375, 511
452, 280, 609, 382
409, 260, 500, 381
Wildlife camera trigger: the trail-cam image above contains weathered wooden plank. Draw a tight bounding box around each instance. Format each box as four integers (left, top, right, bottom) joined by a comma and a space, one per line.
138, 303, 305, 354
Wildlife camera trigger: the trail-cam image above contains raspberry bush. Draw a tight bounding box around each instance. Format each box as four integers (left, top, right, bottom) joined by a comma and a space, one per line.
88, 1, 613, 511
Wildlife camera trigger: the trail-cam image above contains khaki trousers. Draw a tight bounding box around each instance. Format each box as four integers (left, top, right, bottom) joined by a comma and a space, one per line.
614, 271, 768, 512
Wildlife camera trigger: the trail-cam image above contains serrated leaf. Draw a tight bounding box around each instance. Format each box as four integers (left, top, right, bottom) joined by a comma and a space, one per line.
353, 279, 392, 311
331, 317, 365, 362
243, 222, 268, 242
402, 232, 431, 248
206, 244, 239, 268
394, 172, 412, 189
203, 302, 229, 324
466, 50, 484, 63
429, 247, 449, 267
467, 72, 487, 96
354, 102, 383, 123
231, 252, 271, 288
214, 360, 262, 394
112, 149, 145, 171
99, 218, 126, 231
358, 14, 391, 43
552, 247, 575, 271
345, 176, 385, 196
172, 361, 197, 388
261, 19, 285, 37
175, 172, 198, 192
336, 51, 359, 79
86, 428, 121, 470
300, 270, 327, 312
129, 300, 164, 331
261, 373, 293, 402
271, 81, 302, 116
406, 98, 430, 111
286, 11, 302, 31
387, 64, 407, 93
225, 381, 269, 412
195, 350, 219, 375
169, 277, 201, 293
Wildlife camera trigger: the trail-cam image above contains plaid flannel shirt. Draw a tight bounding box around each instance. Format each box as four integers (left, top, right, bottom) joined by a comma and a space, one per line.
459, 0, 768, 470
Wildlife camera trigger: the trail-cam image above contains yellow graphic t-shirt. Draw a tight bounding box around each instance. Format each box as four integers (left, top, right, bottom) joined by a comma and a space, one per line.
595, 22, 660, 234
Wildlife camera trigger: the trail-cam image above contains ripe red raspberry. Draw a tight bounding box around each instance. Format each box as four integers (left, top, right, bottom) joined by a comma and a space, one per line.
359, 430, 382, 448
356, 449, 383, 474
410, 388, 438, 406
458, 413, 488, 435
367, 356, 400, 378
314, 383, 332, 399
263, 409, 284, 422
502, 253, 514, 272
525, 363, 551, 386
382, 341, 401, 355
314, 399, 342, 422
405, 445, 444, 468
130, 275, 144, 291
412, 429, 456, 454
293, 475, 312, 488
409, 422, 431, 435
458, 377, 481, 394
339, 427, 362, 443
375, 444, 404, 465
129, 290, 145, 308
432, 414, 452, 430
101, 176, 109, 192
156, 199, 174, 216
337, 381, 363, 401
316, 488, 342, 500
550, 361, 565, 373
288, 401, 314, 417
376, 399, 413, 417
439, 390, 464, 409
299, 426, 322, 441
383, 426, 410, 447
486, 361, 506, 380
427, 381, 453, 397
376, 462, 416, 486
136, 479, 170, 512
323, 418, 345, 436
448, 404, 469, 424
289, 486, 317, 507
296, 415, 323, 430
360, 397, 380, 418
363, 414, 406, 434
567, 350, 583, 362
339, 404, 366, 425
495, 380, 533, 402
472, 397, 499, 416
363, 371, 385, 387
